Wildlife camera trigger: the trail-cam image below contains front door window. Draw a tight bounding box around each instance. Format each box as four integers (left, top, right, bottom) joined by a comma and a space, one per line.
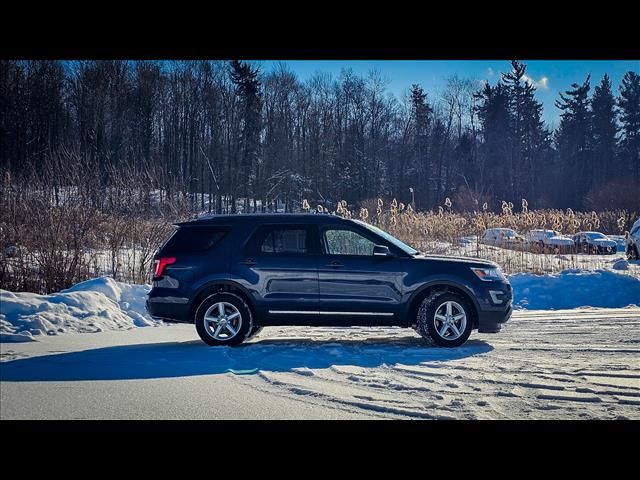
323, 228, 376, 256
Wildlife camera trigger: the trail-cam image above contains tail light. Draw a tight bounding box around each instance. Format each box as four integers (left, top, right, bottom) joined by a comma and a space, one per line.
153, 257, 176, 279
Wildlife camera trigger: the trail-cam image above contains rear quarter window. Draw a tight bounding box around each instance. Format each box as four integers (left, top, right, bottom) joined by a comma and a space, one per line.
160, 226, 229, 255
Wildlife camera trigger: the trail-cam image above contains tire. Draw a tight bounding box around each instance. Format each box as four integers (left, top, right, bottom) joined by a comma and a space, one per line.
247, 326, 264, 339
194, 292, 253, 346
415, 291, 474, 347
629, 245, 640, 261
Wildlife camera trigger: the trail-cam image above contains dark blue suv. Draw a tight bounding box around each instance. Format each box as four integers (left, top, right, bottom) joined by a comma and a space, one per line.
146, 214, 512, 347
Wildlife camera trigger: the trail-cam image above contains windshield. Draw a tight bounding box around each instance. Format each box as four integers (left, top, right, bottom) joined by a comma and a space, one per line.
586, 232, 606, 239
354, 220, 419, 255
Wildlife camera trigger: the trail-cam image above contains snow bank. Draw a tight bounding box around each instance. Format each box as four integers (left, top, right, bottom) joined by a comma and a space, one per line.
0, 277, 158, 343
510, 270, 640, 310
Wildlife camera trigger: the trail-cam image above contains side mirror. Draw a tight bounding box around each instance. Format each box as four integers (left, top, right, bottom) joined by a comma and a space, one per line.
373, 245, 393, 257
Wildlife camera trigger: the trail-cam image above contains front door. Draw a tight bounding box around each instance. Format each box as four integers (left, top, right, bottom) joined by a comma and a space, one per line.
317, 224, 405, 326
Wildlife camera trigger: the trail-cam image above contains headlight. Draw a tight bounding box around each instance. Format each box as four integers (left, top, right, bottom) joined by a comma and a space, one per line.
471, 267, 505, 282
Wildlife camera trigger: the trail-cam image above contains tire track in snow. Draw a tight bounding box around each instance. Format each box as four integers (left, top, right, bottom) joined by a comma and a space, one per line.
238, 308, 640, 419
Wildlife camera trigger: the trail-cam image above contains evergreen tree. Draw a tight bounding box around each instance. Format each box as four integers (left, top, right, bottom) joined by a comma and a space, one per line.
502, 60, 549, 205
591, 74, 618, 184
554, 75, 592, 207
474, 82, 511, 202
409, 84, 433, 208
617, 71, 640, 178
230, 60, 262, 212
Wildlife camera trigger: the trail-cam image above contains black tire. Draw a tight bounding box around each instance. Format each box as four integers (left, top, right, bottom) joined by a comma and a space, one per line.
247, 326, 264, 339
194, 292, 253, 346
415, 291, 474, 347
629, 245, 640, 261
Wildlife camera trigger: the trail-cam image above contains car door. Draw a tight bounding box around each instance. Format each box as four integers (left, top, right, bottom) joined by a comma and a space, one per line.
317, 224, 405, 326
240, 224, 320, 325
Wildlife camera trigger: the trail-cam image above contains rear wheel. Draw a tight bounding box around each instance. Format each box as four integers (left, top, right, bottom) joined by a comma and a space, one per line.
195, 292, 253, 346
415, 292, 474, 347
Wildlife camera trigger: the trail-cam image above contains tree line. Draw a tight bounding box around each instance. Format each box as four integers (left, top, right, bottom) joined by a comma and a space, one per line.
1, 59, 638, 214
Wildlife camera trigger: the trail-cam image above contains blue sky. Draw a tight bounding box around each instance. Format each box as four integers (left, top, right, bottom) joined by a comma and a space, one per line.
257, 60, 639, 128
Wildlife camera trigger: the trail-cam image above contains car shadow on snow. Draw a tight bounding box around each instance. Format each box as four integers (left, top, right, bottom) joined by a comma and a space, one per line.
0, 337, 493, 382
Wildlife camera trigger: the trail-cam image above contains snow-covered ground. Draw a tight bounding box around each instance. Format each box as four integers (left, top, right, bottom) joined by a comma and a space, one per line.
1, 309, 638, 419
1, 269, 639, 419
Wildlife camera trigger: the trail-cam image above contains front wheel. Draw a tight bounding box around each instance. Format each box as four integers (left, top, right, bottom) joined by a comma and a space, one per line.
415, 292, 474, 347
194, 292, 253, 346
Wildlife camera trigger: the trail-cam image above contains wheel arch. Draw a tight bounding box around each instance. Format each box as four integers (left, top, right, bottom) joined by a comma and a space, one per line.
189, 280, 257, 324
404, 281, 480, 328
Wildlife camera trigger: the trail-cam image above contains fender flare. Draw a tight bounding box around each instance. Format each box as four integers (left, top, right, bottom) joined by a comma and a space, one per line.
403, 279, 481, 327
189, 279, 257, 320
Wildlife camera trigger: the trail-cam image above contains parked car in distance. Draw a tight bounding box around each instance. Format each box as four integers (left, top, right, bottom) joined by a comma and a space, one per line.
625, 218, 640, 260
524, 229, 575, 252
572, 231, 617, 255
606, 235, 627, 253
147, 214, 513, 348
481, 228, 526, 248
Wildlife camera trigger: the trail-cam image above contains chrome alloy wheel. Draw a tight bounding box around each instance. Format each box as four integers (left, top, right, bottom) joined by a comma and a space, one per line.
203, 302, 242, 340
433, 301, 467, 340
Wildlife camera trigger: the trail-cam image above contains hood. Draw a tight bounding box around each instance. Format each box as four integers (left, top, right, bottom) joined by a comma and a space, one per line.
419, 254, 498, 268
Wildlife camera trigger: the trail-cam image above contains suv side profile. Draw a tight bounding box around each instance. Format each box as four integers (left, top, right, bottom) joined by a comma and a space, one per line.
146, 214, 513, 347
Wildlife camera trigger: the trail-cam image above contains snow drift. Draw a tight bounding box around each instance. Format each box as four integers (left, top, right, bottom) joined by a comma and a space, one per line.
510, 269, 640, 310
0, 277, 159, 343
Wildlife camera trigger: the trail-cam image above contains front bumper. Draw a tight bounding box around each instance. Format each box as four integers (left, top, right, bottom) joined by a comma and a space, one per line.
477, 304, 512, 333
472, 280, 513, 333
596, 245, 617, 255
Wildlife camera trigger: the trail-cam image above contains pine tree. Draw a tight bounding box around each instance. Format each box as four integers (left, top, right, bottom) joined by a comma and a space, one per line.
409, 84, 433, 208
501, 60, 549, 205
230, 60, 262, 212
474, 82, 511, 203
591, 74, 618, 184
554, 75, 592, 207
617, 71, 640, 179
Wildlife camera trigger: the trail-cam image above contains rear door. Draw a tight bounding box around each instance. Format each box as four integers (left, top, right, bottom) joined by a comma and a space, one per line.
240, 224, 320, 325
316, 224, 405, 326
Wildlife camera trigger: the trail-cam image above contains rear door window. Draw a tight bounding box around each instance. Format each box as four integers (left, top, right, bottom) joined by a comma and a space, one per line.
261, 229, 308, 254
248, 225, 315, 255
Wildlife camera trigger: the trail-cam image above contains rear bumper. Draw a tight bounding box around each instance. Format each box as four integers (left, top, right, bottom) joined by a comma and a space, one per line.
146, 297, 191, 323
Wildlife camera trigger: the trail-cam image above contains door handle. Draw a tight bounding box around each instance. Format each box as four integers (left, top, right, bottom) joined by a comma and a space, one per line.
325, 261, 343, 268
241, 258, 257, 266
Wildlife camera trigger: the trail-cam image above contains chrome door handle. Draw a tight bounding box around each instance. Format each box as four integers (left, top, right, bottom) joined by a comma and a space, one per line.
242, 258, 257, 266
326, 261, 343, 268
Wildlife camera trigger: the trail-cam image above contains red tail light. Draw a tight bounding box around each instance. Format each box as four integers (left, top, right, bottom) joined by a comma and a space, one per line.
153, 257, 176, 278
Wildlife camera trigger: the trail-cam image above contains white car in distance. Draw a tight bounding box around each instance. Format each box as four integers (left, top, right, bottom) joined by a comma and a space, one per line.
525, 229, 575, 252
481, 228, 526, 248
